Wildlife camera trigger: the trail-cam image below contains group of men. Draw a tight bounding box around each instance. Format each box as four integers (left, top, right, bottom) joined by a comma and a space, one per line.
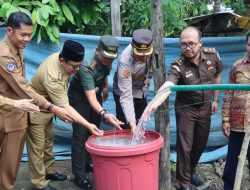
0, 11, 249, 190
0, 12, 155, 190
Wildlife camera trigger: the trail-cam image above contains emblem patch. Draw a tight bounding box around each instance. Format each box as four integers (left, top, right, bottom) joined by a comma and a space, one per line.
206, 61, 211, 65
123, 70, 130, 78
6, 63, 15, 72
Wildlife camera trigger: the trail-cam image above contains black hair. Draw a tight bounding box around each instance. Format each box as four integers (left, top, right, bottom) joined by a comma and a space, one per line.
6, 12, 32, 30
59, 53, 69, 62
246, 30, 250, 42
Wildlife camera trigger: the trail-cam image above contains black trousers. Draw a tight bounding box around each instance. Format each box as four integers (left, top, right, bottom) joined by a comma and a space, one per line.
223, 131, 250, 190
68, 87, 101, 178
113, 93, 147, 129
175, 104, 211, 188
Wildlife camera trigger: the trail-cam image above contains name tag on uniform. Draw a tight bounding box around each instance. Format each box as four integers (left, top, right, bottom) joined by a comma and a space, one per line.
185, 71, 193, 78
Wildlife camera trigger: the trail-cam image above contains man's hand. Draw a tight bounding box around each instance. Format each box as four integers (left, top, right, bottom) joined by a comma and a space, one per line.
88, 124, 104, 136
221, 122, 230, 137
104, 113, 123, 130
129, 121, 137, 134
51, 105, 75, 123
14, 99, 40, 113
211, 101, 219, 114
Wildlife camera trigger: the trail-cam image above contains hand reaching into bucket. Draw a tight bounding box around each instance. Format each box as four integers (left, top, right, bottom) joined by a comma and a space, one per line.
88, 124, 104, 136
103, 113, 124, 130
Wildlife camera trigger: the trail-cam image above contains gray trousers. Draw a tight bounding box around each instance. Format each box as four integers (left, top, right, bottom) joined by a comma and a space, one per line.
175, 103, 211, 188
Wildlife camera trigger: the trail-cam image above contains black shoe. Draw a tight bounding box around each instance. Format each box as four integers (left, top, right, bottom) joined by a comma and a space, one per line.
74, 176, 93, 190
36, 185, 57, 190
179, 186, 190, 190
46, 172, 67, 181
191, 174, 204, 186
85, 163, 93, 173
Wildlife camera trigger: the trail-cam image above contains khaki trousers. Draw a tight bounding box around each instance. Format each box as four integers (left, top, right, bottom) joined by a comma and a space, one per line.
26, 113, 55, 189
0, 127, 26, 190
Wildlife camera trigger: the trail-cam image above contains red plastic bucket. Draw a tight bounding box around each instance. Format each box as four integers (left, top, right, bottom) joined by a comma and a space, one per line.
85, 130, 163, 190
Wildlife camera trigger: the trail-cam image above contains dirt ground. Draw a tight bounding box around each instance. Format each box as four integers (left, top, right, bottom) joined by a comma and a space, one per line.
14, 159, 250, 190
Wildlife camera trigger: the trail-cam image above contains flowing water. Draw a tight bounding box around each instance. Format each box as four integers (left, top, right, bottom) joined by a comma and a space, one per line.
131, 86, 172, 143
93, 86, 171, 147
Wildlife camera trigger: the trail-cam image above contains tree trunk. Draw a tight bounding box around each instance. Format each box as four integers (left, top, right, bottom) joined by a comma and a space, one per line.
110, 0, 121, 36
233, 125, 250, 190
214, 0, 221, 13
151, 0, 171, 189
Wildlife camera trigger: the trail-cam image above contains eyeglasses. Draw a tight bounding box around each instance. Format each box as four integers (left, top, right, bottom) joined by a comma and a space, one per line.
180, 41, 199, 49
66, 62, 83, 69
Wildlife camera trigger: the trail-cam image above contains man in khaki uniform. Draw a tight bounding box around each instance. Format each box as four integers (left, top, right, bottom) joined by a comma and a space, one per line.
26, 40, 103, 190
0, 12, 75, 190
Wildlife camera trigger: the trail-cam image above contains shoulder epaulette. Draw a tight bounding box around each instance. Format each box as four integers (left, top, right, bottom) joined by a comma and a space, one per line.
174, 56, 184, 66
88, 60, 97, 70
202, 47, 216, 53
0, 43, 9, 57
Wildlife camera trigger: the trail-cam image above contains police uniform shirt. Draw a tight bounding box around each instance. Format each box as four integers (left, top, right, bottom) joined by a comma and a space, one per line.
113, 44, 152, 123
0, 35, 47, 132
70, 49, 111, 96
167, 47, 223, 106
30, 52, 70, 107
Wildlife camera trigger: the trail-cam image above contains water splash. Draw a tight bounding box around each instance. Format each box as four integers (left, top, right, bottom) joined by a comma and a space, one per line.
131, 118, 147, 144
131, 86, 171, 144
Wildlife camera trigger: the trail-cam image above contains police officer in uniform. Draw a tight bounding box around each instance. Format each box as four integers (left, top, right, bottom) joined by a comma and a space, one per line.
113, 29, 154, 131
0, 12, 74, 190
68, 35, 123, 189
26, 40, 103, 190
143, 26, 223, 190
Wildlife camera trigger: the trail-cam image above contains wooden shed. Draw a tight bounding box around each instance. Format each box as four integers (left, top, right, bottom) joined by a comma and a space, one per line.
184, 11, 250, 36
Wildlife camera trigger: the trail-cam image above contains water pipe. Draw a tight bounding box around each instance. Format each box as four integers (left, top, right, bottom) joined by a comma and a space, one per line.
169, 84, 250, 92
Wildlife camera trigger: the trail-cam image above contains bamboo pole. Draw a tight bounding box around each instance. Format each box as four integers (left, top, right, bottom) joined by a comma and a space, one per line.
233, 125, 250, 190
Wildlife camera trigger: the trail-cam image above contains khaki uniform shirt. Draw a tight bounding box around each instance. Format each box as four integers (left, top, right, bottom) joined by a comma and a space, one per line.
0, 95, 14, 111
222, 57, 250, 132
167, 47, 223, 107
29, 53, 70, 124
113, 44, 152, 123
0, 35, 47, 132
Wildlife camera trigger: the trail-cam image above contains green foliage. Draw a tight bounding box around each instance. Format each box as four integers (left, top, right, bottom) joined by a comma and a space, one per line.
0, 0, 111, 44
0, 0, 248, 43
121, 0, 151, 36
222, 0, 249, 16
163, 0, 187, 37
